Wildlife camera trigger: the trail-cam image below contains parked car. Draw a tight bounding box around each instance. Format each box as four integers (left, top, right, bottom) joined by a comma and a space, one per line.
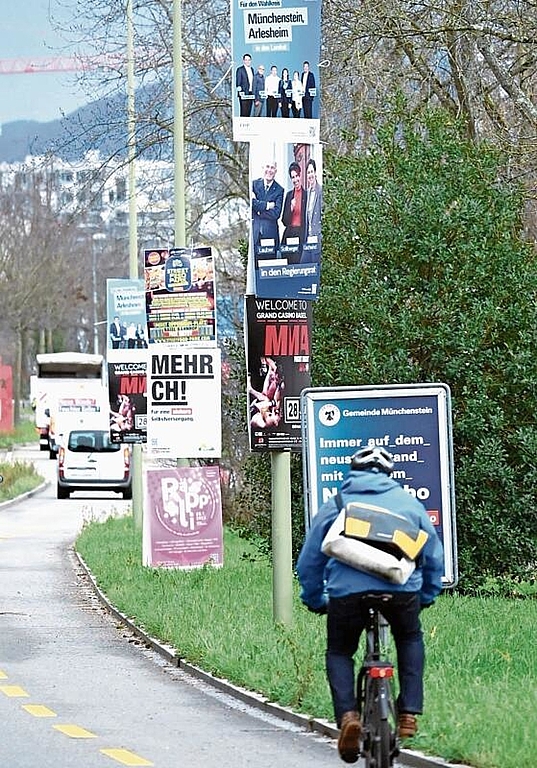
57, 429, 132, 499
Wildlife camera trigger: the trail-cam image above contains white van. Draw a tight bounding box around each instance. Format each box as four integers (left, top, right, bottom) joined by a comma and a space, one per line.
57, 429, 132, 499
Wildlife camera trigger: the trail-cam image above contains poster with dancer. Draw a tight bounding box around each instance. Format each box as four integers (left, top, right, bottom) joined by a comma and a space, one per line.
245, 295, 312, 451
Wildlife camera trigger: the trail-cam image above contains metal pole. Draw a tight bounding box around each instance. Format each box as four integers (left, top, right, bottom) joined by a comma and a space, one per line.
271, 451, 294, 625
126, 0, 143, 529
173, 0, 189, 468
173, 0, 186, 246
92, 242, 98, 354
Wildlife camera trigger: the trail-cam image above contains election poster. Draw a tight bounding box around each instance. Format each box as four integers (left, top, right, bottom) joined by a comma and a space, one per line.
106, 279, 148, 443
107, 278, 148, 351
231, 0, 321, 142
143, 465, 223, 569
301, 384, 458, 587
245, 295, 312, 451
144, 247, 216, 345
147, 344, 222, 458
107, 358, 147, 443
249, 141, 322, 300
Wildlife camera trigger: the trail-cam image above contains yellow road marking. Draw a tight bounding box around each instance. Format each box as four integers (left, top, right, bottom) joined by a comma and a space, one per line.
0, 669, 8, 679
23, 704, 57, 717
100, 749, 154, 766
53, 724, 97, 738
0, 685, 29, 697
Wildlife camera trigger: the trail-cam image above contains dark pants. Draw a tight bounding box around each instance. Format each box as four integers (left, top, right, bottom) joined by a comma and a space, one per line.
326, 592, 424, 727
239, 98, 253, 117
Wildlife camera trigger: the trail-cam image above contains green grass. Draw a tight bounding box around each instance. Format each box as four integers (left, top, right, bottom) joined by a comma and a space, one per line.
0, 412, 40, 449
0, 461, 43, 500
76, 514, 536, 768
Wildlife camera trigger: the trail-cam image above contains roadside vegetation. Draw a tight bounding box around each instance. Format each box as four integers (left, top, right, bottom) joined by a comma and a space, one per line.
76, 514, 534, 768
230, 105, 537, 598
0, 418, 43, 500
0, 413, 39, 449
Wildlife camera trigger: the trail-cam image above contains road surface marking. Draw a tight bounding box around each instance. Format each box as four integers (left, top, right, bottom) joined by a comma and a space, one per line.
53, 724, 97, 738
0, 685, 29, 697
100, 748, 154, 766
23, 704, 57, 717
0, 669, 8, 679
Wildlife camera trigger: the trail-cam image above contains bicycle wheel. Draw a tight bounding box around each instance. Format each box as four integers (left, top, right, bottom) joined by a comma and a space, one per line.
363, 679, 393, 768
370, 716, 391, 768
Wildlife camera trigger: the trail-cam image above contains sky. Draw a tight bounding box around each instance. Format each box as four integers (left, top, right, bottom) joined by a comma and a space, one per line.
0, 1, 90, 128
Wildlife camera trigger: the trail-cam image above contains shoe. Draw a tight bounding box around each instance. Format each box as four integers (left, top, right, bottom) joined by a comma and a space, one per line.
398, 713, 418, 739
338, 711, 361, 763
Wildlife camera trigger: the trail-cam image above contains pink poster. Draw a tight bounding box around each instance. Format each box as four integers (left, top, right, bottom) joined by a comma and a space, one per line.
0, 365, 14, 433
143, 466, 223, 568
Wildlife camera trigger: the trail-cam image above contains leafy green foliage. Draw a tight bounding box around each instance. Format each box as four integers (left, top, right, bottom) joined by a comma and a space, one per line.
317, 105, 537, 591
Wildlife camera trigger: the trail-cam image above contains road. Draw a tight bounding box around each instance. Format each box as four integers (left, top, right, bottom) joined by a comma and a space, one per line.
0, 445, 338, 768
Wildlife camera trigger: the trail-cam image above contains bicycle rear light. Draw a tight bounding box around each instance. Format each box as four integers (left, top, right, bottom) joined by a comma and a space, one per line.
367, 665, 394, 679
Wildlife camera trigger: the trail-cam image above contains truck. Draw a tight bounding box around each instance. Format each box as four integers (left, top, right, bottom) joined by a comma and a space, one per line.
33, 353, 108, 459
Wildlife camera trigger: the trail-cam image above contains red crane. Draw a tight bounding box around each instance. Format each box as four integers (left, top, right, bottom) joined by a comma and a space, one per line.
0, 54, 132, 75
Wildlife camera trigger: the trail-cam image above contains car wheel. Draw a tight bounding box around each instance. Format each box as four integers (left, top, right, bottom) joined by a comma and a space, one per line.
57, 484, 70, 499
123, 486, 133, 500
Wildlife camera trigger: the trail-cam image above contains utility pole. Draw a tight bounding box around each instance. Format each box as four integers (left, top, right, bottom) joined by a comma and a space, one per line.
126, 0, 143, 529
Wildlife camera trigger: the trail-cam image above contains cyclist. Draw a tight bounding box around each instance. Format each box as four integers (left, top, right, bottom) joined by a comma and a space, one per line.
296, 446, 444, 763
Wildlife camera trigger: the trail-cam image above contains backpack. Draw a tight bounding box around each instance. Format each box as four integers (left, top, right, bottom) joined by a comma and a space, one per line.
321, 493, 429, 585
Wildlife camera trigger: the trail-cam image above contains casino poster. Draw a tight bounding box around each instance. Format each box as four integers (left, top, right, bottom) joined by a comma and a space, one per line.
245, 295, 312, 452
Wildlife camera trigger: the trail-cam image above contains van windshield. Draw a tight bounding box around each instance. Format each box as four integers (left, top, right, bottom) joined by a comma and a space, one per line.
68, 430, 121, 453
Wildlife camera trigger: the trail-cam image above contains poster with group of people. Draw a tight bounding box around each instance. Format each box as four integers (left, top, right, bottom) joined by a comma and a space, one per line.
106, 279, 148, 444
248, 141, 322, 299
231, 0, 321, 143
231, 0, 322, 452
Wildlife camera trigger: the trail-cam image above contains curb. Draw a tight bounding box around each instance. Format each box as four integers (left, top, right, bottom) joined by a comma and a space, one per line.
0, 480, 50, 510
73, 549, 466, 768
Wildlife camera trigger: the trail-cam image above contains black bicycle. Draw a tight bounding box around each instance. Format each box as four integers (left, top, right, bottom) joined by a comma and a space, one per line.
357, 599, 399, 768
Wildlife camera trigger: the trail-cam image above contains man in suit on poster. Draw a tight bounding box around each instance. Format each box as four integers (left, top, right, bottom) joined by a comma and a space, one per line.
301, 61, 316, 119
109, 316, 125, 349
251, 159, 284, 259
301, 158, 323, 264
236, 53, 255, 117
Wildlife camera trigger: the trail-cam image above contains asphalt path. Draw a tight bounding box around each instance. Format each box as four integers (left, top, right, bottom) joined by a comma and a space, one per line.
0, 445, 456, 768
0, 446, 341, 768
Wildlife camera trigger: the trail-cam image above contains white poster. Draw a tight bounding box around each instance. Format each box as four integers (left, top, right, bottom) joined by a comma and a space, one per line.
147, 344, 222, 458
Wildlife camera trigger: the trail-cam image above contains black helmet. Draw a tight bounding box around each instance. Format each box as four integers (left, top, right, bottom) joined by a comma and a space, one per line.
351, 446, 394, 475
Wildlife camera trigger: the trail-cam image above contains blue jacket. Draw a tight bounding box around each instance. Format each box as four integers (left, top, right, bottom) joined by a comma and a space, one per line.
296, 468, 444, 610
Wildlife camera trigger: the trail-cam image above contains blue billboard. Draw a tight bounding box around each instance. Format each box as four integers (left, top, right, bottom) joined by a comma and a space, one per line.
301, 384, 458, 587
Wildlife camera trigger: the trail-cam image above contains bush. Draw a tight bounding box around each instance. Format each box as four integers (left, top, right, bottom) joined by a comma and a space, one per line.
315, 104, 537, 592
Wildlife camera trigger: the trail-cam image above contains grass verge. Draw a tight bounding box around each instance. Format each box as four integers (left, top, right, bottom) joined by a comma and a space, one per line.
76, 514, 536, 768
0, 415, 40, 449
0, 460, 43, 501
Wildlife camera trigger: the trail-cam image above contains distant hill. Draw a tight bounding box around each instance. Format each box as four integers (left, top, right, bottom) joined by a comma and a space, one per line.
0, 85, 171, 164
